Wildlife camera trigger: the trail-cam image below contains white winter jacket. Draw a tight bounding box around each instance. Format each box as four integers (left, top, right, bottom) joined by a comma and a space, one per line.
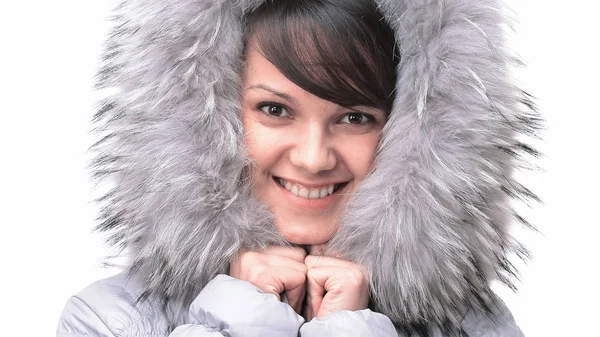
57, 0, 541, 335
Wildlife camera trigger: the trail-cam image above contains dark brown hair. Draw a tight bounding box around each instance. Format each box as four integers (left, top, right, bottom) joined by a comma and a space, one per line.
244, 0, 400, 113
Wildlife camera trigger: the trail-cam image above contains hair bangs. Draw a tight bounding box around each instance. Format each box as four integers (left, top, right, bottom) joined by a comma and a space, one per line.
244, 0, 399, 113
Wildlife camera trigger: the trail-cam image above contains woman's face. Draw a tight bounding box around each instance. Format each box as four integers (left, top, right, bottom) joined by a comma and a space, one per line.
241, 42, 386, 245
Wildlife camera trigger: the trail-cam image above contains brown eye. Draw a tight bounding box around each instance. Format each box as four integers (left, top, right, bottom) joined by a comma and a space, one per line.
259, 103, 289, 117
339, 112, 373, 125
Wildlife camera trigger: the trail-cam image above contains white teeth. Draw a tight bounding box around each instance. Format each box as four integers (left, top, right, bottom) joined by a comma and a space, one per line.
298, 187, 309, 198
277, 177, 339, 200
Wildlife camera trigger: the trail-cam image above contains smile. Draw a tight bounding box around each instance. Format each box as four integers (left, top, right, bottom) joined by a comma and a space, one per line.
274, 177, 347, 199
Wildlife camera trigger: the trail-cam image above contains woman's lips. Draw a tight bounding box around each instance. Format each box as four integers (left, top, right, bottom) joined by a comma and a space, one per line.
273, 176, 348, 210
275, 177, 339, 198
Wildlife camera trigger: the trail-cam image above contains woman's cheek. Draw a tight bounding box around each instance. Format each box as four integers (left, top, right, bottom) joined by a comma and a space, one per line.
337, 133, 379, 178
247, 125, 286, 160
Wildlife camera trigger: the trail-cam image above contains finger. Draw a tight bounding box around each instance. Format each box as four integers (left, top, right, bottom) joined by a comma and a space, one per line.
305, 255, 356, 269
306, 268, 327, 318
285, 279, 306, 314
305, 256, 369, 279
263, 245, 307, 263
279, 267, 307, 310
268, 255, 308, 275
240, 250, 307, 275
253, 277, 283, 301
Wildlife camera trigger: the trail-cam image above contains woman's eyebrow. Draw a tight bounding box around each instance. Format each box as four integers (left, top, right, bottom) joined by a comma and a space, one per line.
246, 84, 297, 105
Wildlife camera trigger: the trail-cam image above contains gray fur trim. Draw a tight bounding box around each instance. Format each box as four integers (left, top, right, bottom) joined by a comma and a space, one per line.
91, 0, 543, 330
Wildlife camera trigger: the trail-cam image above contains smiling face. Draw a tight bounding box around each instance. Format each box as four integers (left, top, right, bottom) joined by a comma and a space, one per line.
241, 43, 386, 245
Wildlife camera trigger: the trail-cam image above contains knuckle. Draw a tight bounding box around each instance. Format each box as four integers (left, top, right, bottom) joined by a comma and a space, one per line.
248, 264, 268, 281
297, 262, 308, 273
347, 269, 366, 287
240, 251, 258, 264
287, 271, 306, 286
297, 270, 307, 282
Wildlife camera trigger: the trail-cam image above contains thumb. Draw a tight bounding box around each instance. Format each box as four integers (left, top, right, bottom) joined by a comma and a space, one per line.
307, 268, 326, 318
284, 280, 306, 314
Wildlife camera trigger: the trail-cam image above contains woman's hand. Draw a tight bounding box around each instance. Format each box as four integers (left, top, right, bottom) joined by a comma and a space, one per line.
304, 253, 370, 320
229, 246, 307, 314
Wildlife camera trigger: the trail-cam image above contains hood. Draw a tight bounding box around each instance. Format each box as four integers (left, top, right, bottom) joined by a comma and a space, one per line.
92, 0, 542, 332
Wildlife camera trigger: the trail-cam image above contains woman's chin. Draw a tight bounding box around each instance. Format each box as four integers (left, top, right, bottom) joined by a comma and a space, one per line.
277, 225, 336, 246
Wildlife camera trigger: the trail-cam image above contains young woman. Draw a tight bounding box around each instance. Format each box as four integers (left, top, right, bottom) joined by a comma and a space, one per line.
57, 0, 541, 336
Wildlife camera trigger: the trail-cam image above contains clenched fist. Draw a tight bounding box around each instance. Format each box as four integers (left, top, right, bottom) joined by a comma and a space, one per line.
229, 246, 307, 314
303, 251, 370, 320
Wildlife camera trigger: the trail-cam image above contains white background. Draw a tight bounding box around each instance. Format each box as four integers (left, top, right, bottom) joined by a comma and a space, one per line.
1, 1, 598, 336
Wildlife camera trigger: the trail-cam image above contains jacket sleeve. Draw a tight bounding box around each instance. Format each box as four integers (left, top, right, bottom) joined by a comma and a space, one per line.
56, 295, 224, 337
57, 274, 304, 337
56, 295, 226, 337
299, 309, 398, 337
461, 297, 525, 337
179, 274, 304, 337
298, 297, 524, 337
56, 296, 120, 337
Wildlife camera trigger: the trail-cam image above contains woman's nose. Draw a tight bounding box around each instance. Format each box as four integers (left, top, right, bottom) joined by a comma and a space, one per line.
289, 125, 336, 174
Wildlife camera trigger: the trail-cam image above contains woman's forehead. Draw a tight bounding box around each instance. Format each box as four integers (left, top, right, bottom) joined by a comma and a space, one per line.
242, 41, 385, 117
242, 43, 303, 94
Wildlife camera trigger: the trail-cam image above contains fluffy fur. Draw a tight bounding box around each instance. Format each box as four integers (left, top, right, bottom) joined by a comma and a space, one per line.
92, 0, 542, 334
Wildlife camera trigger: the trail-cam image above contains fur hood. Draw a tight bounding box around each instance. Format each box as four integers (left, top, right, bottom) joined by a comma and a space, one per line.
93, 0, 542, 332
